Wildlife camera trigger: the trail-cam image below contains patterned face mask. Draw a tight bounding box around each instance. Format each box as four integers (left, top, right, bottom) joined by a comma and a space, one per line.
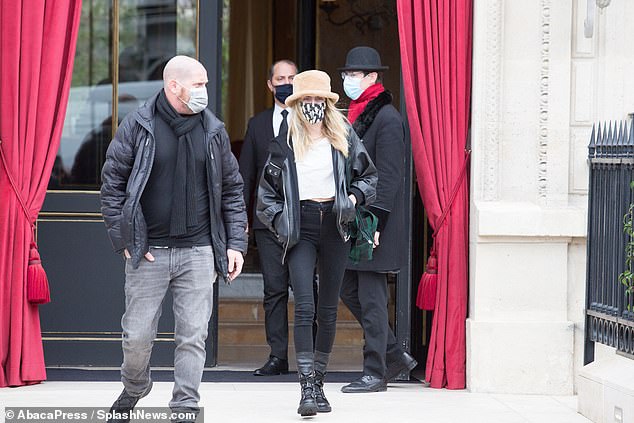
300, 101, 326, 124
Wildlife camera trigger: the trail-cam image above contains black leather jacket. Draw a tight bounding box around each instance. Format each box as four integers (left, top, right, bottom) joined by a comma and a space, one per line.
256, 127, 377, 262
100, 93, 248, 280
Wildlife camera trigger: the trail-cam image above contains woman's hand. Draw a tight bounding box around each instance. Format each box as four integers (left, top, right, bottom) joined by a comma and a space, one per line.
341, 194, 357, 223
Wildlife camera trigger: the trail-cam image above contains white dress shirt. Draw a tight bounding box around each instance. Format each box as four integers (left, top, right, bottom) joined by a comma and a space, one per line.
273, 103, 292, 137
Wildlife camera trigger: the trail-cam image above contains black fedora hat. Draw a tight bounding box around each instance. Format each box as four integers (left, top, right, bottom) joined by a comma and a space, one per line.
338, 46, 389, 72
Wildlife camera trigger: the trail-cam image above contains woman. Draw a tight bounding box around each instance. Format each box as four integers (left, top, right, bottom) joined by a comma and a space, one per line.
257, 70, 377, 416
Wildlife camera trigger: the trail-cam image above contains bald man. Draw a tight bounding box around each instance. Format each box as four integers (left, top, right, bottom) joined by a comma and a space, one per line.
101, 55, 247, 422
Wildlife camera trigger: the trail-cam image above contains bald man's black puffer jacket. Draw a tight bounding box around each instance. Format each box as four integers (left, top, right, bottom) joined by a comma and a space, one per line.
100, 92, 247, 282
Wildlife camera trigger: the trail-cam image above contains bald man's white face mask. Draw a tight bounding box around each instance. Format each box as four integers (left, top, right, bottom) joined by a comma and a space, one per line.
175, 80, 208, 113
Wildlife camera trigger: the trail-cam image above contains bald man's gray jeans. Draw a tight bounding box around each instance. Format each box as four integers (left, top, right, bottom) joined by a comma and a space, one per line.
120, 245, 215, 413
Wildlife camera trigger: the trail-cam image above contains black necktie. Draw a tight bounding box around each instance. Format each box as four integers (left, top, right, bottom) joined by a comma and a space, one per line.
279, 109, 288, 136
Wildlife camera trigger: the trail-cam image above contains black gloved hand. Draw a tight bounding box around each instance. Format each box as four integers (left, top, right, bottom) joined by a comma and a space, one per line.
340, 196, 357, 224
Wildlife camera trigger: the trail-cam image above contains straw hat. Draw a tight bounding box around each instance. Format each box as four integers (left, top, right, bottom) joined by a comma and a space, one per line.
285, 70, 339, 106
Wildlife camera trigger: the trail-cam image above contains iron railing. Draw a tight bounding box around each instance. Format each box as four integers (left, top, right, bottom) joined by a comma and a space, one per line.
585, 120, 634, 363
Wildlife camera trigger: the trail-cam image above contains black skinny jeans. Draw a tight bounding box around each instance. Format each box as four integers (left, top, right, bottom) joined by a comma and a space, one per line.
286, 200, 349, 354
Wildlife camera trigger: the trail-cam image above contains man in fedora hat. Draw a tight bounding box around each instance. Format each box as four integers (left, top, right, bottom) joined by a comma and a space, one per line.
338, 46, 417, 393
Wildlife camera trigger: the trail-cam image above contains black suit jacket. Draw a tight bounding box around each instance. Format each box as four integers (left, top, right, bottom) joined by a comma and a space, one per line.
239, 108, 275, 230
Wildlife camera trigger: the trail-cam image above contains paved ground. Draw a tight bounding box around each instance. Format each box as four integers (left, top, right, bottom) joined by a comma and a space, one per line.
0, 380, 592, 423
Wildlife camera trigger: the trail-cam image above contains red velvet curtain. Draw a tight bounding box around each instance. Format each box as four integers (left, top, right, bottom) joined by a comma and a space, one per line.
397, 0, 473, 389
0, 0, 82, 387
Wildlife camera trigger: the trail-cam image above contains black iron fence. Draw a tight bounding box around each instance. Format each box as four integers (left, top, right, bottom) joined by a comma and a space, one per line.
585, 120, 634, 363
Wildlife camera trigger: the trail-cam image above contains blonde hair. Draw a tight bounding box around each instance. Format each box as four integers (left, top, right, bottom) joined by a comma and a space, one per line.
289, 98, 349, 161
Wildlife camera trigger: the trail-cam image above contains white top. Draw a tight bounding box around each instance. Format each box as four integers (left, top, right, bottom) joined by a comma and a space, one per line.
272, 103, 291, 137
295, 137, 336, 201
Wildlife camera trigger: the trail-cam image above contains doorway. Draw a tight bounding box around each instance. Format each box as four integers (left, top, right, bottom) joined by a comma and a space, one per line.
38, 0, 421, 374
218, 0, 415, 372
39, 0, 214, 368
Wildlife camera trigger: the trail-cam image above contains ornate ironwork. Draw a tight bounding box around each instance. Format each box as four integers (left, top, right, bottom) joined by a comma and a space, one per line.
586, 120, 634, 362
318, 0, 396, 34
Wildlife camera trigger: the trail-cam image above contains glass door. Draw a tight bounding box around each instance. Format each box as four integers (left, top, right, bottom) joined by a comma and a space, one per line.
38, 0, 216, 368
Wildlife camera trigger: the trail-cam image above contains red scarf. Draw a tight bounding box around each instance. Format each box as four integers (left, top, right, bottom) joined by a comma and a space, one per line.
347, 83, 385, 124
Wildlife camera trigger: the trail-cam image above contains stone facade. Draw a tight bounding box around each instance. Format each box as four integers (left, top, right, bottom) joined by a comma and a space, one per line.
468, 0, 634, 409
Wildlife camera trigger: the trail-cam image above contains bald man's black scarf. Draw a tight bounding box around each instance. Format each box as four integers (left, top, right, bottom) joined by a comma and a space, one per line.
155, 89, 203, 236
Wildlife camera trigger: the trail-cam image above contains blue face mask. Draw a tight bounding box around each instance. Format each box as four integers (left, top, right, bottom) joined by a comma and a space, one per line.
343, 76, 364, 100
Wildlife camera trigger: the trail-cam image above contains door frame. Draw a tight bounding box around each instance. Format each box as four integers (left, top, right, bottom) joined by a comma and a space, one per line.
39, 0, 223, 369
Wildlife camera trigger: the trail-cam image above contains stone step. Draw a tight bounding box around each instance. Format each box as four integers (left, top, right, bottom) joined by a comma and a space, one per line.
217, 344, 363, 371
218, 298, 358, 323
218, 321, 364, 346
217, 297, 365, 369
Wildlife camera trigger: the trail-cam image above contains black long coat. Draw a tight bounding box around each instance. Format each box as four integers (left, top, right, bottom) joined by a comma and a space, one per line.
346, 91, 406, 272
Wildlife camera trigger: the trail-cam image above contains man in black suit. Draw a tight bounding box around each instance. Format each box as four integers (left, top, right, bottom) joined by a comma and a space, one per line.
338, 47, 418, 393
239, 59, 297, 375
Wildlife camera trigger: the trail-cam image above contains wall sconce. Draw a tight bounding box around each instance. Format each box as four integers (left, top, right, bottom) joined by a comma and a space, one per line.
319, 0, 396, 34
584, 0, 612, 38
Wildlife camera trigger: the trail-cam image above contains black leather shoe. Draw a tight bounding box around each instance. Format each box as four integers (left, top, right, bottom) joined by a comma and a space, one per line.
341, 375, 387, 393
385, 351, 418, 382
107, 381, 153, 423
253, 356, 289, 376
